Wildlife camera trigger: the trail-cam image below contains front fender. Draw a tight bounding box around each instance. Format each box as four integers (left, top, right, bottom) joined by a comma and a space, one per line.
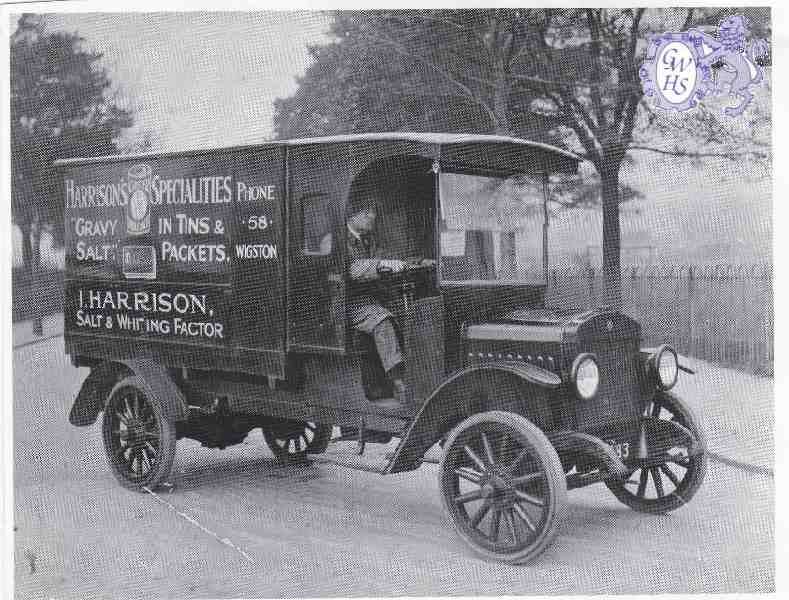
386, 361, 562, 474
477, 360, 563, 389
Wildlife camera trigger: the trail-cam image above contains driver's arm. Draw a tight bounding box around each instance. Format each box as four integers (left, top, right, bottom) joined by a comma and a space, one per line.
349, 258, 382, 281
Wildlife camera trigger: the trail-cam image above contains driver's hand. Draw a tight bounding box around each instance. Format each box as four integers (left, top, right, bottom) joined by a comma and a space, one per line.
378, 259, 407, 273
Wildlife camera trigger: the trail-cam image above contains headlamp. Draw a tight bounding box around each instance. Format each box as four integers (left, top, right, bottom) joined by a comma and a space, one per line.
571, 353, 600, 400
653, 344, 678, 390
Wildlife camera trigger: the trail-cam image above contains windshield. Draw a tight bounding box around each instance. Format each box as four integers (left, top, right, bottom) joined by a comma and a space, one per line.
439, 171, 546, 284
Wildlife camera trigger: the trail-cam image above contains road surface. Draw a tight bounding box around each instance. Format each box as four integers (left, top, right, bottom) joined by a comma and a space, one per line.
14, 337, 774, 598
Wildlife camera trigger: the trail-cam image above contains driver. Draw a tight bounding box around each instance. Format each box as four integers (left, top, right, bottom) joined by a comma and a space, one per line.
346, 195, 410, 406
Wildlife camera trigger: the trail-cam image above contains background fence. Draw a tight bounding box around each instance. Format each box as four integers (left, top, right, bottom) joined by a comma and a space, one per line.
545, 264, 774, 375
12, 267, 64, 323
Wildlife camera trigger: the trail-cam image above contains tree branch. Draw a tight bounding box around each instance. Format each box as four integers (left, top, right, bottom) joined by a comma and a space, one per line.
550, 93, 600, 164
503, 10, 519, 70
682, 8, 695, 31
585, 9, 605, 129
401, 12, 490, 51
618, 94, 639, 146
507, 71, 642, 91
613, 9, 644, 127
355, 29, 499, 129
628, 145, 769, 160
567, 96, 599, 139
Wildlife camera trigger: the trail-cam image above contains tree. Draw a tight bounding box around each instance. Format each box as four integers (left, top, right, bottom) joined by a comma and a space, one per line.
530, 8, 769, 303
10, 14, 132, 272
275, 8, 770, 306
274, 11, 564, 141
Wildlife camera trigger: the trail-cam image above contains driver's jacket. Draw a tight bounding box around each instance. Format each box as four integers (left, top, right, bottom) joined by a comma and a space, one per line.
347, 229, 394, 333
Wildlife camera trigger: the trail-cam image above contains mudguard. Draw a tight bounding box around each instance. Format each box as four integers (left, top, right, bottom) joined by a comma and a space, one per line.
69, 359, 189, 426
386, 361, 562, 474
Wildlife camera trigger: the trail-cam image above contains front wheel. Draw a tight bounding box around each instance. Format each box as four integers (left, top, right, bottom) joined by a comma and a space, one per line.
102, 376, 177, 491
605, 391, 707, 514
439, 411, 567, 564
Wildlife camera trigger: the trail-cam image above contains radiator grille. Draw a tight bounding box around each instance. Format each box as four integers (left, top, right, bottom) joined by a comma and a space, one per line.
573, 338, 645, 436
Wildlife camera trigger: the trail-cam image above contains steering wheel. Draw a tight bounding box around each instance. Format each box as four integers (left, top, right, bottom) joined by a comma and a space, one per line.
376, 260, 434, 275
408, 258, 436, 270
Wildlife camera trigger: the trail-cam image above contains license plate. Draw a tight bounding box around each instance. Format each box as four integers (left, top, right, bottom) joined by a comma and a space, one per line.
607, 439, 631, 460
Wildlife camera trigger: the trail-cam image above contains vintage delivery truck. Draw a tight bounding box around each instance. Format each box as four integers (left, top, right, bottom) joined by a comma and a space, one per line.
57, 133, 706, 563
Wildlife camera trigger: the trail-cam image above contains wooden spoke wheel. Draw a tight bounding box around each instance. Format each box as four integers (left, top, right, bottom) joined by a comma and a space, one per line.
102, 376, 176, 491
439, 411, 567, 564
263, 420, 332, 463
606, 391, 707, 514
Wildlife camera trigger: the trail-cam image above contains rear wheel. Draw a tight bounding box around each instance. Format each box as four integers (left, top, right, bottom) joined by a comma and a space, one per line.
263, 419, 332, 463
439, 411, 567, 564
102, 376, 177, 491
606, 391, 707, 514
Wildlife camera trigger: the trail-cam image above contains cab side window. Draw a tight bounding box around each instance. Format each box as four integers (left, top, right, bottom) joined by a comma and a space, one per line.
302, 192, 333, 256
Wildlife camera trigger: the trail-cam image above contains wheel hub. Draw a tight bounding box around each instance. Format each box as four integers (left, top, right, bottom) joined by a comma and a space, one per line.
127, 420, 146, 445
483, 474, 515, 508
480, 483, 495, 499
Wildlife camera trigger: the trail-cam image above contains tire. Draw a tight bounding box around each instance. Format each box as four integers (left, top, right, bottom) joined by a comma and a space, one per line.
102, 376, 177, 491
605, 391, 707, 514
263, 420, 332, 463
439, 410, 567, 564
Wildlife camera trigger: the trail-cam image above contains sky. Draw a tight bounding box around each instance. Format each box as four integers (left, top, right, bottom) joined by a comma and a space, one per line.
44, 12, 333, 150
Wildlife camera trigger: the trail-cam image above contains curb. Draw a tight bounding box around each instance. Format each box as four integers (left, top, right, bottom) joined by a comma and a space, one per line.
13, 332, 64, 350
708, 451, 773, 477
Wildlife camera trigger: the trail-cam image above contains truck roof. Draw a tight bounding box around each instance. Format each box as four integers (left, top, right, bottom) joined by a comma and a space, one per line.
53, 132, 583, 167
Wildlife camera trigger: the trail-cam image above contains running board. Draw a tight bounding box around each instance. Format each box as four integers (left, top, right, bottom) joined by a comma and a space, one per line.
311, 443, 391, 474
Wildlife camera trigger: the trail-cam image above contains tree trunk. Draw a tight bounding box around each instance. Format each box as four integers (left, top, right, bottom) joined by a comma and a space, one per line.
19, 220, 33, 274
492, 71, 510, 135
600, 168, 622, 308
31, 219, 41, 271
30, 218, 43, 336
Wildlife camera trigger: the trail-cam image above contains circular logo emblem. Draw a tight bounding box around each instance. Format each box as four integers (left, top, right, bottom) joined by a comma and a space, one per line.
606, 320, 614, 332
656, 41, 698, 104
640, 32, 709, 112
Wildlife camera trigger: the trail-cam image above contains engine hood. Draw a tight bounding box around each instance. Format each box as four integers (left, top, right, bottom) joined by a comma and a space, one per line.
501, 307, 587, 326
466, 307, 641, 344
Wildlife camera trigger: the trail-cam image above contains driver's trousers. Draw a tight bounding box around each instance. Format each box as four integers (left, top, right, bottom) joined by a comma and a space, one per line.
348, 297, 403, 373
370, 318, 403, 373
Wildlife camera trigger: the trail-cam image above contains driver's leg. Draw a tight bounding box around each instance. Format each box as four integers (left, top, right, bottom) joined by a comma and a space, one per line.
372, 318, 401, 373
371, 318, 411, 405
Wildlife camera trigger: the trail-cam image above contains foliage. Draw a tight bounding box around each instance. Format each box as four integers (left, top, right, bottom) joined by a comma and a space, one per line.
274, 8, 770, 305
274, 11, 565, 140
10, 14, 132, 266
